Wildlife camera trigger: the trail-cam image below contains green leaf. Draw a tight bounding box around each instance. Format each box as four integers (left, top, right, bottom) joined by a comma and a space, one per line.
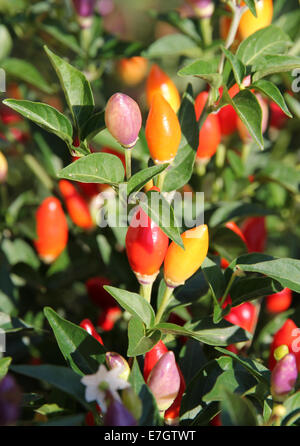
139, 189, 184, 248
256, 160, 300, 194
230, 89, 263, 150
44, 46, 94, 131
236, 26, 292, 66
178, 83, 198, 152
178, 58, 222, 89
44, 307, 106, 376
251, 79, 292, 117
103, 286, 155, 328
129, 358, 161, 426
229, 254, 300, 293
156, 318, 252, 346
221, 47, 246, 86
253, 55, 300, 82
143, 33, 201, 59
80, 110, 105, 142
1, 58, 53, 93
57, 153, 125, 185
230, 276, 283, 306
2, 238, 40, 270
40, 22, 83, 55
0, 357, 12, 380
11, 364, 91, 410
127, 164, 168, 196
127, 317, 161, 357
221, 390, 257, 426
202, 257, 225, 303
0, 313, 33, 333
243, 0, 257, 17
2, 99, 73, 144
0, 25, 12, 61
163, 144, 196, 192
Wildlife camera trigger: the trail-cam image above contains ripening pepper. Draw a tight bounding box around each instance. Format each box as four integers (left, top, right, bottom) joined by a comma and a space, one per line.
145, 93, 181, 165
146, 64, 181, 113
72, 0, 95, 28
241, 216, 267, 253
147, 351, 181, 412
34, 197, 68, 263
59, 180, 94, 230
105, 93, 142, 148
266, 288, 292, 314
238, 0, 273, 40
194, 91, 221, 161
125, 204, 169, 285
164, 225, 209, 288
105, 352, 130, 381
269, 319, 300, 371
164, 366, 186, 425
271, 353, 298, 402
116, 57, 148, 86
143, 340, 169, 383
80, 319, 104, 346
0, 151, 8, 184
186, 0, 214, 19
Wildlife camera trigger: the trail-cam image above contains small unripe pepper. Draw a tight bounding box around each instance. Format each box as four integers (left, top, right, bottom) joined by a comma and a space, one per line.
72, 0, 95, 27
59, 180, 94, 230
117, 57, 148, 86
105, 93, 142, 149
145, 93, 181, 165
105, 352, 130, 381
147, 351, 180, 412
34, 197, 68, 263
164, 225, 209, 288
80, 319, 104, 346
104, 397, 137, 426
146, 64, 181, 113
125, 203, 169, 285
271, 353, 298, 402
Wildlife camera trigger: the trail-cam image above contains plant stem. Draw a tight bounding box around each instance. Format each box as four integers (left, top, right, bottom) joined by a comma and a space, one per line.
141, 283, 153, 304
24, 154, 53, 190
241, 142, 251, 164
219, 271, 237, 307
156, 169, 167, 191
155, 285, 174, 324
125, 149, 132, 181
199, 17, 212, 48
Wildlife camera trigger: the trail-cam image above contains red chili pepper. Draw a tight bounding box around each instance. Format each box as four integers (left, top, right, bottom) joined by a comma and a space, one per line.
269, 319, 300, 371
125, 194, 169, 285
80, 319, 104, 345
241, 216, 267, 253
143, 340, 169, 383
85, 404, 102, 426
59, 180, 94, 229
266, 288, 292, 314
269, 101, 289, 130
97, 306, 122, 332
220, 221, 247, 269
86, 276, 115, 309
223, 297, 257, 334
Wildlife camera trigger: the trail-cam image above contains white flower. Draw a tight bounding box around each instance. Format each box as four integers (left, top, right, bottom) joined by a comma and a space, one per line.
81, 364, 130, 412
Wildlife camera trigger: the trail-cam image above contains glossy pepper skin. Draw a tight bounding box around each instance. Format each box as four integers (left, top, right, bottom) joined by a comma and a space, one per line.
80, 319, 104, 346
34, 197, 68, 263
59, 180, 94, 230
97, 306, 122, 332
241, 216, 267, 253
271, 353, 298, 402
266, 288, 292, 314
194, 91, 221, 161
143, 340, 169, 383
269, 101, 289, 130
125, 204, 169, 284
223, 297, 257, 334
164, 225, 209, 288
220, 221, 247, 269
105, 93, 142, 148
117, 57, 148, 86
238, 0, 273, 40
269, 319, 300, 371
164, 366, 186, 425
0, 151, 8, 184
145, 93, 181, 164
146, 64, 181, 113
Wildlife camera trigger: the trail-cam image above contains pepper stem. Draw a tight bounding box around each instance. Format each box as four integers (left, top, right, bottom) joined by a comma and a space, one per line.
156, 169, 167, 191
125, 148, 132, 181
155, 285, 174, 324
140, 283, 153, 304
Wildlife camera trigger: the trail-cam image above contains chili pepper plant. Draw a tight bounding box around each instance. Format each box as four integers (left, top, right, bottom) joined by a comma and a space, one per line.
1, 0, 300, 427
